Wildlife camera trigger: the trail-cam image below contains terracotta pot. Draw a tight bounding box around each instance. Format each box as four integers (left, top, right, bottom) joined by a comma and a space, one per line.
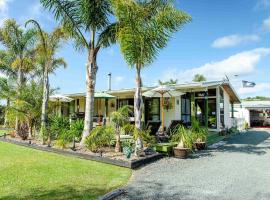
195, 142, 206, 150
173, 147, 189, 159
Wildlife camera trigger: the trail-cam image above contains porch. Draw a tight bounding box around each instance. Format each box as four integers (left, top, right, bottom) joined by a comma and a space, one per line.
56, 80, 240, 132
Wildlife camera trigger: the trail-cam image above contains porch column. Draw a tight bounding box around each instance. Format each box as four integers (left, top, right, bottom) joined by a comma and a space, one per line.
205, 94, 209, 128
216, 87, 221, 131
231, 103, 234, 118
191, 92, 196, 124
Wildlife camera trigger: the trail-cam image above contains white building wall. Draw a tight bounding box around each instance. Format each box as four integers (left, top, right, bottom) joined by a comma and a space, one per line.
223, 89, 232, 128
161, 97, 175, 128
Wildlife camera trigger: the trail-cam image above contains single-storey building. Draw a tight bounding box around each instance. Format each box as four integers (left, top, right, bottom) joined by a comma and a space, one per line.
234, 101, 270, 128
54, 80, 241, 132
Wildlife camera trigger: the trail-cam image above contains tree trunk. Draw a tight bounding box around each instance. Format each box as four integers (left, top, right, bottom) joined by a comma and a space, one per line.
115, 127, 121, 152
134, 65, 143, 155
41, 62, 50, 146
80, 49, 97, 146
28, 120, 32, 139
4, 98, 10, 128
15, 66, 23, 132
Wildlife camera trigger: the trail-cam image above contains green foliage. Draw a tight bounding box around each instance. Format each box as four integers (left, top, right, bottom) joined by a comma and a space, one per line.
40, 0, 115, 51
170, 125, 194, 149
244, 96, 270, 101
191, 119, 208, 142
227, 126, 238, 134
193, 74, 206, 82
158, 79, 178, 85
133, 128, 156, 147
112, 0, 191, 67
85, 126, 114, 152
69, 119, 84, 140
48, 115, 70, 140
110, 105, 132, 129
122, 123, 135, 135
0, 105, 5, 125
244, 121, 249, 130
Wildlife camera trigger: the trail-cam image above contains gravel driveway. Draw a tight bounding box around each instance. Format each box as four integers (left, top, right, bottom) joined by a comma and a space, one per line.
117, 129, 270, 200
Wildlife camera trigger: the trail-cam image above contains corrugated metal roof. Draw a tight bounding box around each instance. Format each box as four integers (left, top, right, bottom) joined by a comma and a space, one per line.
64, 80, 241, 103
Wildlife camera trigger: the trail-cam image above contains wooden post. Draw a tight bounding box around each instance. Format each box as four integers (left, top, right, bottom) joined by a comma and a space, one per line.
161, 94, 164, 132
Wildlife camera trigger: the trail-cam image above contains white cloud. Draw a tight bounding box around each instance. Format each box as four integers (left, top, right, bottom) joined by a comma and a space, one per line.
0, 0, 12, 26
261, 16, 270, 31
238, 82, 270, 95
159, 48, 270, 83
212, 34, 260, 48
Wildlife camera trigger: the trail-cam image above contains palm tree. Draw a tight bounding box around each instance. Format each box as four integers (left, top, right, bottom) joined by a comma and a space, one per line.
0, 50, 17, 127
25, 20, 67, 145
41, 0, 118, 145
112, 0, 191, 153
0, 19, 37, 130
193, 74, 206, 82
0, 77, 15, 127
110, 105, 132, 152
158, 79, 178, 85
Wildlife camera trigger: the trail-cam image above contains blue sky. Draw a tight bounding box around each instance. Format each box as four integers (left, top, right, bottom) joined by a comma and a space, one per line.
1, 0, 270, 98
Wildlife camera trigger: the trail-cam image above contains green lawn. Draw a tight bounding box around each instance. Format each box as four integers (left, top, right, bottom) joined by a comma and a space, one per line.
207, 132, 226, 146
0, 142, 131, 200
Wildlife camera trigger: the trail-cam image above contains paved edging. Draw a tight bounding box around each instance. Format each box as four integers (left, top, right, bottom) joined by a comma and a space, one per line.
0, 137, 163, 169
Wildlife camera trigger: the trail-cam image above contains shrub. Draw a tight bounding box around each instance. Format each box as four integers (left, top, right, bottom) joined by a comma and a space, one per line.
191, 119, 208, 143
133, 128, 157, 147
68, 119, 84, 149
170, 125, 194, 149
48, 115, 70, 140
85, 126, 114, 153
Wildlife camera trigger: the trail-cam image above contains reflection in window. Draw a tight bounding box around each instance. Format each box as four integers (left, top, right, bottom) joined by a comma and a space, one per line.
195, 99, 206, 125
220, 88, 224, 128
181, 93, 191, 123
208, 98, 217, 129
145, 98, 160, 122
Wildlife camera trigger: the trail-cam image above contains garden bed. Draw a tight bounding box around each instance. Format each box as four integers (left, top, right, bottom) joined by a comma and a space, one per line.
0, 135, 163, 169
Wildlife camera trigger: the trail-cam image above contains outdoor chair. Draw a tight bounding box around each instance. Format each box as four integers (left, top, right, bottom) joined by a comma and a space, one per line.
146, 121, 161, 136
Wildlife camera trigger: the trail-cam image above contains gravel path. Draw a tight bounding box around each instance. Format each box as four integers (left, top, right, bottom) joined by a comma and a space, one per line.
117, 129, 270, 200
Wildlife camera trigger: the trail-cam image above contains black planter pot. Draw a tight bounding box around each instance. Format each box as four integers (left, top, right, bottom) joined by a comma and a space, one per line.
195, 142, 206, 150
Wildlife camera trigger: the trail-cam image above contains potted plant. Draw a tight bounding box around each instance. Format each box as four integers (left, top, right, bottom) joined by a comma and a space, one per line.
170, 125, 193, 159
191, 119, 208, 150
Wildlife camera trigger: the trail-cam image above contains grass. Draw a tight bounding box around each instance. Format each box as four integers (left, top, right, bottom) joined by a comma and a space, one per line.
0, 141, 132, 200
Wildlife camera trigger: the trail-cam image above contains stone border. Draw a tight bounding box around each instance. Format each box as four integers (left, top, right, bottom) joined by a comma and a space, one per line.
0, 136, 163, 169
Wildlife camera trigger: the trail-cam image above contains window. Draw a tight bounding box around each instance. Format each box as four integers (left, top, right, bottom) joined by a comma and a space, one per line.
220, 88, 224, 128
181, 93, 191, 123
145, 98, 160, 122
195, 99, 206, 125
208, 98, 217, 128
116, 98, 134, 117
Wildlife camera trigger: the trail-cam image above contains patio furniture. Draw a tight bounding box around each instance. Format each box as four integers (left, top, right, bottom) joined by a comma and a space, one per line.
146, 121, 161, 136
143, 85, 185, 133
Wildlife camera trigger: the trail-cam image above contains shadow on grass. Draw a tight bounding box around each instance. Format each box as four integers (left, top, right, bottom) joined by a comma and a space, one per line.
0, 185, 107, 200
